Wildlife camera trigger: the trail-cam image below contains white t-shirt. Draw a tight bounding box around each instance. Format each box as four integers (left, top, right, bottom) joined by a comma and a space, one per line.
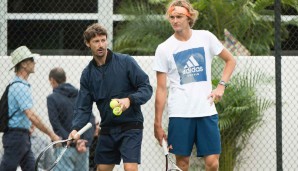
153, 30, 224, 117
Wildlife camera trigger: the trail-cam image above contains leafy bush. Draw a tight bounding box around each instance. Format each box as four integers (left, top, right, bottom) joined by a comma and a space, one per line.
212, 58, 274, 170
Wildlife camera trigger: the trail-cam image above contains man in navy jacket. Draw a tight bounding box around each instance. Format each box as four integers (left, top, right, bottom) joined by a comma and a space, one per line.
47, 67, 95, 170
68, 23, 152, 171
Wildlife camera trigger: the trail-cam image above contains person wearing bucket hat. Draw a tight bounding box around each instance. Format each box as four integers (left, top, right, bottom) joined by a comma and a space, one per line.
0, 46, 60, 171
9, 46, 40, 71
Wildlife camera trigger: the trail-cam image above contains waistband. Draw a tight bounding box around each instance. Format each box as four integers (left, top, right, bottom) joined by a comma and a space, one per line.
7, 128, 29, 133
100, 122, 143, 135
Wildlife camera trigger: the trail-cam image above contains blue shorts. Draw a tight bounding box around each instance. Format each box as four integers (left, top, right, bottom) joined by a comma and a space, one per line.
94, 128, 143, 164
168, 115, 221, 157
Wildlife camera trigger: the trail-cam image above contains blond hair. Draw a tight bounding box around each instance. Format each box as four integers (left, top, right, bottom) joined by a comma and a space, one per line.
166, 0, 199, 28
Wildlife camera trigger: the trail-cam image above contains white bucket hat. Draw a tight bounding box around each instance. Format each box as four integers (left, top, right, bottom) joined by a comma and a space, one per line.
10, 46, 39, 70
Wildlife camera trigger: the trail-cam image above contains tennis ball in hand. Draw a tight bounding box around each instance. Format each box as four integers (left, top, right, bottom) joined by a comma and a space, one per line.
113, 107, 122, 116
110, 99, 119, 109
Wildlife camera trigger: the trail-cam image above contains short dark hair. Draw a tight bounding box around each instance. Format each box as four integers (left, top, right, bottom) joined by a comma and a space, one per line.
83, 23, 108, 43
49, 67, 66, 84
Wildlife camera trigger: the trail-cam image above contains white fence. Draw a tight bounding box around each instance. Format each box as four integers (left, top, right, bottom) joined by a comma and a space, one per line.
0, 55, 297, 170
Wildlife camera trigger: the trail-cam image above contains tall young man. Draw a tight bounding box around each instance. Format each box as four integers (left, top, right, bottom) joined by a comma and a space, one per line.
68, 23, 152, 171
153, 1, 236, 171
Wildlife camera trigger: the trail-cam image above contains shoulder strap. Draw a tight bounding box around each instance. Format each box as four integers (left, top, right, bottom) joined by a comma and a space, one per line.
10, 81, 23, 86
9, 109, 18, 119
8, 81, 27, 119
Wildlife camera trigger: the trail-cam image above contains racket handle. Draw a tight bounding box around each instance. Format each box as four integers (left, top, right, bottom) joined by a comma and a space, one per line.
76, 123, 92, 136
162, 139, 169, 155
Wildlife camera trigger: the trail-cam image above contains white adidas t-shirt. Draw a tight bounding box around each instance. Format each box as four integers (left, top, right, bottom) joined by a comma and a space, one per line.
153, 30, 224, 117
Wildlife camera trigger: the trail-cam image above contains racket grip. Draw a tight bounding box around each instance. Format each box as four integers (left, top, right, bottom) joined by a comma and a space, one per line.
162, 139, 169, 155
75, 123, 92, 136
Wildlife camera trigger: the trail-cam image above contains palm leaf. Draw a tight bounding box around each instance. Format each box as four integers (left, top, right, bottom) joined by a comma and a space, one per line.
214, 67, 274, 170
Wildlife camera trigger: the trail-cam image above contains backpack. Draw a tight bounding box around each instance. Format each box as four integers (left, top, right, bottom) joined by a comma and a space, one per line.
0, 81, 21, 132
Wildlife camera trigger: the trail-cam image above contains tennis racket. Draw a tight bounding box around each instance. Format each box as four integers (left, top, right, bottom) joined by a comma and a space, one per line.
34, 123, 92, 171
162, 139, 182, 171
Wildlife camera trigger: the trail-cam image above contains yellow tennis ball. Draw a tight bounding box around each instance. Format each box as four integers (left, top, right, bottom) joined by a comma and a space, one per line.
110, 99, 119, 109
113, 107, 122, 116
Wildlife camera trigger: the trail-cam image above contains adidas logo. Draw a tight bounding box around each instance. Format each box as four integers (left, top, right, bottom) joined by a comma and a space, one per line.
182, 56, 204, 74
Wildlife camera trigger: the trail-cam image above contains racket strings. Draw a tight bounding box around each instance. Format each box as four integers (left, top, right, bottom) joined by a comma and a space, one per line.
35, 123, 92, 171
35, 139, 72, 171
47, 146, 68, 170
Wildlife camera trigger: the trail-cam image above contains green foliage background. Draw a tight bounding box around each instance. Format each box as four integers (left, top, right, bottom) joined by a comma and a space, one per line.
114, 0, 298, 55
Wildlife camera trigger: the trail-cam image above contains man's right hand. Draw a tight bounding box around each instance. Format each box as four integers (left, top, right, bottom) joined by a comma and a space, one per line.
154, 124, 166, 146
51, 133, 60, 142
67, 130, 80, 146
